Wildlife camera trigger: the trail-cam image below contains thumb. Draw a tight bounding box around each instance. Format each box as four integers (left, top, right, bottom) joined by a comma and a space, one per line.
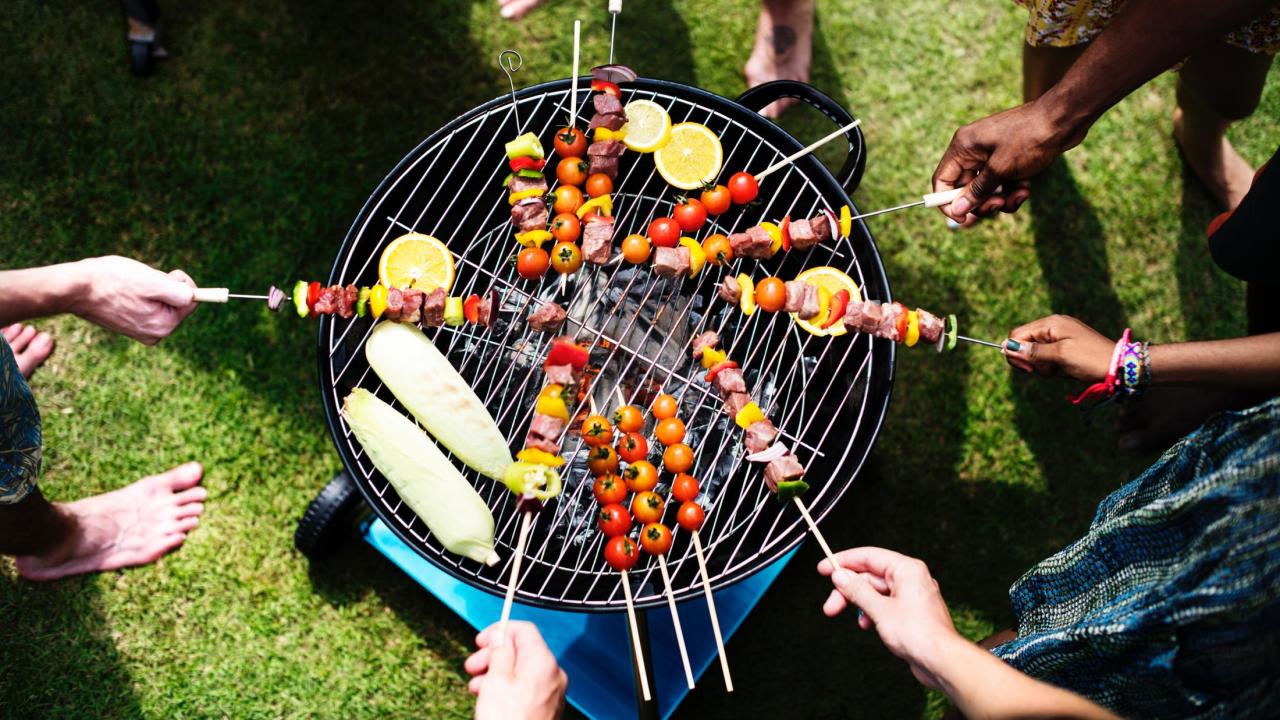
951, 171, 1004, 218
1010, 338, 1062, 377
487, 632, 517, 678
154, 274, 196, 307
832, 570, 889, 624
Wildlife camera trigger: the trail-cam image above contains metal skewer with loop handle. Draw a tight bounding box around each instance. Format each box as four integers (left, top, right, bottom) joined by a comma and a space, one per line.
846, 185, 1004, 223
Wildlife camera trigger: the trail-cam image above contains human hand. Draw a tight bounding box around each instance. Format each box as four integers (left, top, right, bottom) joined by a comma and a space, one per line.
74, 256, 196, 344
465, 621, 567, 720
818, 547, 959, 691
1002, 314, 1115, 382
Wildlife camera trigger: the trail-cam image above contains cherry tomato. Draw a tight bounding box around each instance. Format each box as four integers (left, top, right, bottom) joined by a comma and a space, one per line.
621, 234, 651, 264
755, 277, 787, 313
585, 173, 613, 198
671, 473, 700, 503
648, 217, 681, 248
582, 414, 614, 446
552, 186, 584, 216
728, 171, 759, 204
640, 522, 673, 555
554, 126, 587, 157
604, 535, 640, 571
623, 460, 659, 493
702, 234, 733, 265
676, 501, 705, 532
663, 442, 694, 473
551, 212, 581, 243
597, 503, 632, 537
700, 184, 732, 215
588, 445, 620, 475
593, 473, 627, 505
673, 198, 708, 232
612, 405, 644, 433
550, 241, 583, 274
655, 417, 686, 446
631, 491, 665, 524
516, 247, 550, 279
556, 157, 589, 186
617, 431, 649, 463
651, 393, 678, 420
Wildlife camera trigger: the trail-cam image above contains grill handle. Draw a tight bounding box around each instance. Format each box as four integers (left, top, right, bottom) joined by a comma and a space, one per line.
735, 80, 867, 196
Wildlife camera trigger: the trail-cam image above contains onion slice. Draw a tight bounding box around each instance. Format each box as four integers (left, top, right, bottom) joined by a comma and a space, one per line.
591, 64, 638, 84
747, 442, 790, 463
822, 208, 840, 240
266, 285, 286, 312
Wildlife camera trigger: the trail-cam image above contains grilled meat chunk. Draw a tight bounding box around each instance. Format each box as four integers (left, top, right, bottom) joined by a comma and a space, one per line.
841, 299, 865, 333
400, 288, 424, 324
528, 413, 566, 450
588, 140, 626, 179
544, 364, 577, 387
784, 281, 807, 313
422, 288, 446, 327
810, 213, 833, 243
788, 218, 818, 250
691, 331, 720, 359
653, 246, 691, 278
511, 199, 549, 232
477, 290, 498, 328
528, 301, 567, 333
763, 453, 805, 494
523, 434, 561, 455
314, 286, 340, 315
729, 227, 772, 259
723, 392, 752, 419
744, 419, 779, 454
384, 287, 404, 321
508, 174, 548, 196
582, 216, 615, 264
589, 155, 619, 179
713, 367, 747, 396
918, 309, 945, 345
798, 283, 820, 320
877, 303, 903, 342
588, 112, 627, 132
336, 285, 358, 319
719, 275, 741, 303
594, 93, 624, 116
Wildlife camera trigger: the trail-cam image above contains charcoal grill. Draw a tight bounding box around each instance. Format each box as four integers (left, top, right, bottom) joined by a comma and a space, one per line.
318, 77, 893, 612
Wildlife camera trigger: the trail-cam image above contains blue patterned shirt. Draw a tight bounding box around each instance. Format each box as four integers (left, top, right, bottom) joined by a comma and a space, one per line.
0, 337, 41, 504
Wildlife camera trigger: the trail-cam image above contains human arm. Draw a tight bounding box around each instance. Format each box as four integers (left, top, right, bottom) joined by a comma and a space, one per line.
0, 256, 196, 344
1002, 314, 1280, 390
932, 0, 1277, 221
819, 548, 1120, 720
464, 621, 567, 720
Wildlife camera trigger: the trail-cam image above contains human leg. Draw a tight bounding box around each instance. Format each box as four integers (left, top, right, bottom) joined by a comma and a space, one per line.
1022, 42, 1087, 102
744, 0, 815, 118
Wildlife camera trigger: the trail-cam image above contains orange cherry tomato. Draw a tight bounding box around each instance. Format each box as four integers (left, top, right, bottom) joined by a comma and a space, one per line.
604, 535, 639, 571
648, 217, 681, 248
516, 247, 550, 279
554, 126, 588, 157
655, 417, 686, 446
640, 522, 673, 555
587, 445, 620, 476
755, 277, 787, 313
551, 212, 581, 243
585, 173, 613, 198
671, 473, 700, 503
700, 184, 732, 215
612, 405, 644, 433
623, 460, 659, 493
597, 503, 632, 537
556, 157, 589, 186
617, 431, 649, 463
651, 393, 678, 420
702, 234, 733, 265
621, 234, 651, 264
582, 414, 614, 446
663, 442, 694, 473
550, 241, 583, 274
552, 185, 584, 215
631, 491, 665, 525
676, 501, 705, 532
593, 473, 627, 505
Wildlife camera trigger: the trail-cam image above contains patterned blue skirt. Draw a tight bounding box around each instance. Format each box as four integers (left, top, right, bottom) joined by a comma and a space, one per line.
0, 336, 41, 504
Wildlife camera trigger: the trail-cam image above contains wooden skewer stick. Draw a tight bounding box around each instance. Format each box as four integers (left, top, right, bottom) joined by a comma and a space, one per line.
656, 554, 696, 689
620, 570, 653, 702
193, 288, 270, 303
614, 386, 627, 408
691, 531, 733, 692
497, 509, 535, 641
569, 20, 582, 127
792, 496, 840, 571
754, 119, 862, 183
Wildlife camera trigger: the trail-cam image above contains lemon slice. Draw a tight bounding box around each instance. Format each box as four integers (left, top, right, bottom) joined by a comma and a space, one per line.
792, 266, 861, 336
378, 233, 455, 292
621, 100, 671, 153
654, 122, 723, 190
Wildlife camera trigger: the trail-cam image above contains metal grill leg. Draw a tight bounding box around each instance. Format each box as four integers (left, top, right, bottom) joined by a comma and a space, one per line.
634, 609, 659, 720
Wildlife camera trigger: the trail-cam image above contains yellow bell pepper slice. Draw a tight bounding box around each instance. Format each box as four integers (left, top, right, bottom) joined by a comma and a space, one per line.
809, 286, 831, 327
905, 310, 920, 347
759, 221, 783, 255
515, 229, 553, 247
593, 127, 626, 142
444, 297, 465, 326
678, 237, 707, 277
737, 274, 756, 316
368, 284, 389, 319
535, 394, 570, 421
700, 346, 727, 370
839, 205, 852, 239
515, 448, 567, 467
576, 193, 613, 219
734, 401, 766, 429
509, 188, 546, 206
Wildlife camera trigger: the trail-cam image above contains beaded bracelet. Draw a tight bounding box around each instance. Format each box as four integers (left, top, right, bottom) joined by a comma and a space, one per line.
1119, 339, 1147, 397
1069, 329, 1153, 406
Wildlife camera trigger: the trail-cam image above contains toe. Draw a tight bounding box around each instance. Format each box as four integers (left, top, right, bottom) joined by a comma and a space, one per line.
169, 515, 200, 533
174, 501, 204, 519
10, 325, 36, 353
174, 486, 208, 505
2, 324, 21, 342
158, 462, 204, 491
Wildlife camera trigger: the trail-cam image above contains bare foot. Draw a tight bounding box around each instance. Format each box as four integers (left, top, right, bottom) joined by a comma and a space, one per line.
1172, 106, 1254, 209
497, 0, 546, 20
3, 323, 55, 380
15, 462, 206, 581
1116, 387, 1265, 454
744, 0, 815, 118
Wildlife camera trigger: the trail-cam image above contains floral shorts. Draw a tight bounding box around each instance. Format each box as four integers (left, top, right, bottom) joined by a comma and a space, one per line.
0, 337, 42, 505
1015, 0, 1280, 54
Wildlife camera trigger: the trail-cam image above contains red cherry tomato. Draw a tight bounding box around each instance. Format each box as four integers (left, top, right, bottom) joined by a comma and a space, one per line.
551, 212, 581, 243
623, 460, 659, 493
597, 503, 632, 537
617, 431, 649, 463
593, 473, 627, 505
516, 247, 550, 279
728, 171, 759, 204
604, 535, 640, 571
587, 445, 620, 476
631, 491, 665, 524
676, 501, 705, 532
640, 522, 673, 555
671, 473, 700, 503
663, 443, 694, 473
648, 217, 681, 248
673, 198, 708, 232
554, 127, 588, 157
700, 184, 732, 215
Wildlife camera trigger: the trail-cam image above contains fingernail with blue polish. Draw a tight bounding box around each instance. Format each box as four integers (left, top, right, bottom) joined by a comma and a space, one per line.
1005, 339, 1021, 352
946, 218, 960, 230
857, 609, 866, 623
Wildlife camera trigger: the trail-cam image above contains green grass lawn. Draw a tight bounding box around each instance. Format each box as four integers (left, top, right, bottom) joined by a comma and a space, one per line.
1, 0, 1275, 717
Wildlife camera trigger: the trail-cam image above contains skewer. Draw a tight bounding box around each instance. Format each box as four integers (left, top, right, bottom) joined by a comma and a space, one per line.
569, 20, 581, 128
957, 335, 1006, 350
792, 496, 840, 572
499, 49, 524, 128
193, 288, 269, 303
691, 532, 733, 691
608, 0, 622, 64
497, 508, 535, 641
754, 119, 861, 183
620, 570, 653, 702
656, 554, 696, 689
846, 185, 1003, 224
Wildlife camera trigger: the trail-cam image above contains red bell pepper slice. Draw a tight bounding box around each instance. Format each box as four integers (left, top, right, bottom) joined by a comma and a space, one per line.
590, 80, 621, 97
704, 360, 740, 383
780, 215, 791, 252
893, 302, 910, 339
463, 294, 481, 324
509, 156, 546, 172
306, 281, 321, 309
822, 290, 850, 329
544, 338, 590, 370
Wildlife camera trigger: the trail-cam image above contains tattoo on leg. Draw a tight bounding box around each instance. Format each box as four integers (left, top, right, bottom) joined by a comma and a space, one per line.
771, 25, 796, 57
